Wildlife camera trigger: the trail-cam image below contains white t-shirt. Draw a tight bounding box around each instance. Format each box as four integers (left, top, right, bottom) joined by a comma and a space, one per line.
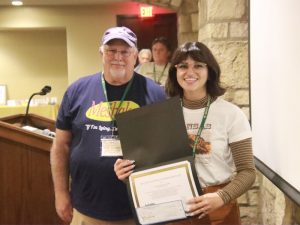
183, 97, 252, 187
137, 61, 170, 86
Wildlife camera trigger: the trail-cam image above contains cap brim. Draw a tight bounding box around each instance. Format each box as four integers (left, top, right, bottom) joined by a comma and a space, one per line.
103, 34, 135, 47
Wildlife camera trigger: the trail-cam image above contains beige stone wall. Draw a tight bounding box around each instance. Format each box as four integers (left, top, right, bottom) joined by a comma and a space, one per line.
238, 172, 260, 224
134, 1, 300, 224
201, 2, 256, 220
177, 0, 199, 43
257, 172, 300, 225
136, 0, 250, 114
197, 0, 249, 116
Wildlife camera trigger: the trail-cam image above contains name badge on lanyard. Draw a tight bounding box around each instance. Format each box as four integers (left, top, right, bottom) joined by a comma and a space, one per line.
99, 73, 133, 157
101, 135, 123, 157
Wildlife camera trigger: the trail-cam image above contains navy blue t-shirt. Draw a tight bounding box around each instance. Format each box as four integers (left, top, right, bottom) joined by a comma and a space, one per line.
56, 72, 166, 220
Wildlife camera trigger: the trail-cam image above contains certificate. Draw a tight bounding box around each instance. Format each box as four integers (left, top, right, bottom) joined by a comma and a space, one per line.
129, 160, 199, 225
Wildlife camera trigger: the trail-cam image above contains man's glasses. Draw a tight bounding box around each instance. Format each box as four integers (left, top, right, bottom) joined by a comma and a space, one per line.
104, 48, 132, 58
175, 62, 207, 73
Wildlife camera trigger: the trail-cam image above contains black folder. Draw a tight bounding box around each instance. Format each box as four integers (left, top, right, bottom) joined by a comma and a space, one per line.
115, 96, 192, 169
116, 96, 203, 225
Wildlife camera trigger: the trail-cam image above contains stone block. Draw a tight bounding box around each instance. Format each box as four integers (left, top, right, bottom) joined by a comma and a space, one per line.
181, 0, 199, 13
232, 89, 249, 105
230, 21, 248, 38
223, 90, 234, 102
178, 32, 198, 45
207, 0, 246, 20
238, 193, 248, 205
211, 41, 249, 89
295, 204, 300, 224
273, 192, 286, 225
170, 0, 182, 8
198, 24, 212, 41
191, 13, 199, 32
247, 189, 259, 206
198, 23, 228, 40
240, 205, 259, 225
198, 0, 207, 27
259, 176, 288, 225
282, 197, 294, 225
260, 187, 276, 225
160, 0, 171, 4
252, 172, 260, 188
211, 23, 228, 38
241, 107, 250, 120
178, 14, 192, 33
262, 176, 279, 196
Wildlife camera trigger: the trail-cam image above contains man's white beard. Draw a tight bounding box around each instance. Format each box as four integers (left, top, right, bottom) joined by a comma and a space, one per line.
109, 68, 126, 79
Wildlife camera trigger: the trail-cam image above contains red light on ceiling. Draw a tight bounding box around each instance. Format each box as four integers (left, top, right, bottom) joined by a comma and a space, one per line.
140, 6, 153, 17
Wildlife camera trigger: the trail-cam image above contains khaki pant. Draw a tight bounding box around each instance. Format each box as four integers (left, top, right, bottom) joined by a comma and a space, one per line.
167, 183, 241, 225
71, 208, 136, 225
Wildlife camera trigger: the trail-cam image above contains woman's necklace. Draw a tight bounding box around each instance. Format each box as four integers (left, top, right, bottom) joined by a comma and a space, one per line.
153, 63, 168, 85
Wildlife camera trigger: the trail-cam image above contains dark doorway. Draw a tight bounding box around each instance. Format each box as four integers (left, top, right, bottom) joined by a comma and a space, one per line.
117, 13, 178, 54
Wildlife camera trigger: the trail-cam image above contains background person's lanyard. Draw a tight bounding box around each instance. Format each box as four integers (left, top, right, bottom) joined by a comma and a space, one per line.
192, 96, 211, 157
101, 73, 134, 129
153, 63, 168, 84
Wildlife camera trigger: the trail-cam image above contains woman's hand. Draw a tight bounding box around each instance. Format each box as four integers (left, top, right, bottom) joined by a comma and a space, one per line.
114, 158, 135, 180
185, 192, 224, 219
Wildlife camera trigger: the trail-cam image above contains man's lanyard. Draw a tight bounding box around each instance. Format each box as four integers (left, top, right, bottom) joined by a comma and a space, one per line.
101, 73, 134, 122
192, 96, 211, 157
153, 63, 168, 84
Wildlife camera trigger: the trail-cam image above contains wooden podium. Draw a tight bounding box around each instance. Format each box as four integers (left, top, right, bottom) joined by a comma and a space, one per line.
0, 114, 62, 224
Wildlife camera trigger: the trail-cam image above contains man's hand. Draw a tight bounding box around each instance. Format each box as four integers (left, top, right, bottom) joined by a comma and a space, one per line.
55, 191, 73, 223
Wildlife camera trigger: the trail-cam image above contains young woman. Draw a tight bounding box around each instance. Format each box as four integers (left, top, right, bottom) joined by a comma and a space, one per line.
115, 42, 256, 225
164, 41, 256, 225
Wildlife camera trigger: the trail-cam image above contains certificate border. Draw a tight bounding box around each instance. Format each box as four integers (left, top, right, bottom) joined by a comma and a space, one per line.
126, 156, 202, 225
130, 161, 197, 208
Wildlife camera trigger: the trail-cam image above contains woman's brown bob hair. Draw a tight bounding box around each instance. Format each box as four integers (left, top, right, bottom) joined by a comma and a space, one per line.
165, 42, 226, 98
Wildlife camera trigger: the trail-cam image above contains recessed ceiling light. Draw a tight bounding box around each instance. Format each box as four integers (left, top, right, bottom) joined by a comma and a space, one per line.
11, 0, 23, 6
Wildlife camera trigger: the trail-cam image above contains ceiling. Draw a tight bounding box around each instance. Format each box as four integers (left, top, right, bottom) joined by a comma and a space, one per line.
0, 0, 129, 6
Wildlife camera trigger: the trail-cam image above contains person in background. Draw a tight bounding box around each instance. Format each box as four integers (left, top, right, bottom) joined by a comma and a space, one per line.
50, 26, 166, 225
115, 41, 256, 225
137, 36, 171, 86
134, 48, 152, 72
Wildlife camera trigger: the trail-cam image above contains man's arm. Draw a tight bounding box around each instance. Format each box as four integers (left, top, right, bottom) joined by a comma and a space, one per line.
50, 128, 73, 223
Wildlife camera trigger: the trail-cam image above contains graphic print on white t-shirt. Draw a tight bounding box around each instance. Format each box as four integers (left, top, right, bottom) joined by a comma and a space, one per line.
186, 123, 211, 154
186, 122, 212, 164
183, 98, 253, 186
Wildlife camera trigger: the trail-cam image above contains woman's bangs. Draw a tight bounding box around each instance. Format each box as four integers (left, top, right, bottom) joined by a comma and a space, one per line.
188, 51, 207, 64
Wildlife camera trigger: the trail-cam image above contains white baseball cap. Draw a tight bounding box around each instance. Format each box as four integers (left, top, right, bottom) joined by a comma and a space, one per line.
102, 26, 137, 47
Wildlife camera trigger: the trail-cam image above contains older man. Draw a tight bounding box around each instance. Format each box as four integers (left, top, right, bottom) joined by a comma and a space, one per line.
50, 26, 166, 225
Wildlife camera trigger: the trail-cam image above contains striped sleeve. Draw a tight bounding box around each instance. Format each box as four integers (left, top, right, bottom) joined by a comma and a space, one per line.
217, 138, 256, 204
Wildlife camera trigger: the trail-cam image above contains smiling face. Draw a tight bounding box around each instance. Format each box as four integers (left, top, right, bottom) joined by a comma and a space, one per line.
176, 57, 208, 100
166, 42, 225, 99
101, 39, 137, 85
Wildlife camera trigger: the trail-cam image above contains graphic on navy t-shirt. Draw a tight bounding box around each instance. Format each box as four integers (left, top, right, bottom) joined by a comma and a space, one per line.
84, 100, 139, 132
